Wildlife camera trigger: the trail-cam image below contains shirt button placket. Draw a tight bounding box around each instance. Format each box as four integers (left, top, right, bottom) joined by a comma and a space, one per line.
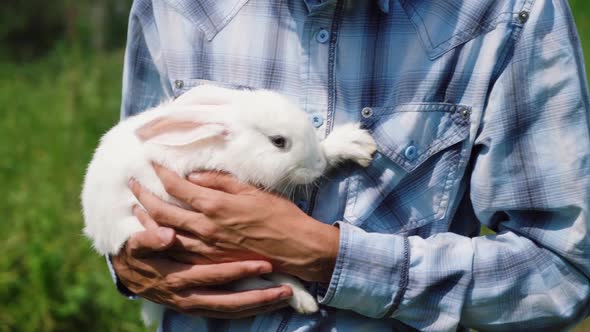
361, 107, 374, 118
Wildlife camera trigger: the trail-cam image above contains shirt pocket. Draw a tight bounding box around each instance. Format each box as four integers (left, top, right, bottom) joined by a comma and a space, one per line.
169, 78, 255, 98
343, 103, 472, 234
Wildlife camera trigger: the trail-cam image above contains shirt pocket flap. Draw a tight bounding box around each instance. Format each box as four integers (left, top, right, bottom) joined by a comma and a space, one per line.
169, 78, 254, 98
400, 0, 514, 60
345, 103, 471, 230
361, 103, 471, 173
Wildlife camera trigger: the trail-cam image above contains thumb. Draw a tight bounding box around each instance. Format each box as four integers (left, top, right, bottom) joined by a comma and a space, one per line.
126, 227, 175, 258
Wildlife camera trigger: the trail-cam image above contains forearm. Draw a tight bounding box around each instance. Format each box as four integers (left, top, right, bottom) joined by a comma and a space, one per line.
319, 221, 590, 331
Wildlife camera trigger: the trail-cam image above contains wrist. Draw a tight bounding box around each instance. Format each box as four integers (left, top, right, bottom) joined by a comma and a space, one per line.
297, 218, 340, 283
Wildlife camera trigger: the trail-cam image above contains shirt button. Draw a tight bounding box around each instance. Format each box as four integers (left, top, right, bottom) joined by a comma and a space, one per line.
404, 145, 417, 161
460, 107, 471, 119
361, 107, 374, 118
316, 29, 330, 43
518, 11, 529, 24
310, 113, 324, 128
174, 80, 184, 89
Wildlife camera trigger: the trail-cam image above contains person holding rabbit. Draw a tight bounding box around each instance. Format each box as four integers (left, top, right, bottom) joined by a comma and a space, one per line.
83, 85, 378, 322
103, 0, 590, 331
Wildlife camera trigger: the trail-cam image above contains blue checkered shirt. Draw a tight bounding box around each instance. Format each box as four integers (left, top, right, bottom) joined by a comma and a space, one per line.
115, 0, 590, 330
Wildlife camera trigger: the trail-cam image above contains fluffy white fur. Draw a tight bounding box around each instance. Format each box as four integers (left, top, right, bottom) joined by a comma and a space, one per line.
81, 85, 377, 325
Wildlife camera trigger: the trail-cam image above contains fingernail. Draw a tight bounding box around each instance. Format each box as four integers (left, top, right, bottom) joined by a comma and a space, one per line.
157, 227, 174, 245
279, 291, 292, 300
132, 205, 140, 214
128, 177, 136, 188
258, 265, 272, 274
188, 173, 202, 182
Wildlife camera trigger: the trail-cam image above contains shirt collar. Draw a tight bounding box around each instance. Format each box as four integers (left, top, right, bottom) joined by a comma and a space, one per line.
169, 0, 392, 41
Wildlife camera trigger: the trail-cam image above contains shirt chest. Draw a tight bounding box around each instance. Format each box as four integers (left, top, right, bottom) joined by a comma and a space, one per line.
148, 0, 520, 232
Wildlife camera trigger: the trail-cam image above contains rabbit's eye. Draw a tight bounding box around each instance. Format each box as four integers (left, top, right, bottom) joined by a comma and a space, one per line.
269, 135, 287, 149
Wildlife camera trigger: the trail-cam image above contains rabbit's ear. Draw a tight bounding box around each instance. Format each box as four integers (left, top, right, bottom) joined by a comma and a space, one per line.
136, 116, 228, 146
174, 85, 242, 106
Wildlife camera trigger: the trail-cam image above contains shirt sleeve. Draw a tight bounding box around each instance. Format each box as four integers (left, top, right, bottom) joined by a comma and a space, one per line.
120, 0, 172, 120
106, 256, 137, 299
108, 0, 172, 297
318, 1, 590, 330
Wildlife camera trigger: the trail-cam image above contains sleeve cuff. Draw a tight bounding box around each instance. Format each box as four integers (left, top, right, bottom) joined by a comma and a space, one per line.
317, 221, 409, 318
106, 255, 138, 299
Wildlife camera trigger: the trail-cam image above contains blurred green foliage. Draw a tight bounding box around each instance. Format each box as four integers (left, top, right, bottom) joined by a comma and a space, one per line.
0, 0, 132, 60
0, 49, 146, 332
0, 1, 589, 332
571, 0, 590, 78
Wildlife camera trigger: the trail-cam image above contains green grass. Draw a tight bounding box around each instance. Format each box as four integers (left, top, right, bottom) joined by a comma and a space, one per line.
0, 48, 146, 332
571, 0, 590, 79
1, 3, 590, 331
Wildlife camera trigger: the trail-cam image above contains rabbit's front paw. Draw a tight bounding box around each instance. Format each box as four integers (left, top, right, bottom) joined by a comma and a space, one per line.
289, 288, 319, 314
261, 273, 319, 314
345, 128, 378, 167
322, 123, 377, 167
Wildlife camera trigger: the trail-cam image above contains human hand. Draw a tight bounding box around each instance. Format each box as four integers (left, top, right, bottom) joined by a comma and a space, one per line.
111, 211, 293, 319
128, 164, 339, 283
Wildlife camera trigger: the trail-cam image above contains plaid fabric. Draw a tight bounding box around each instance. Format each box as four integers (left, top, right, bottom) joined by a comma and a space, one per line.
114, 0, 590, 330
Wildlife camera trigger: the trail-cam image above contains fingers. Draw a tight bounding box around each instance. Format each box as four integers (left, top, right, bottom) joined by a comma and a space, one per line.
150, 164, 227, 214
187, 171, 252, 194
172, 233, 263, 265
167, 251, 214, 265
128, 178, 196, 221
172, 233, 221, 256
115, 242, 290, 317
173, 233, 242, 255
132, 205, 159, 229
164, 261, 274, 288
126, 227, 176, 258
184, 300, 290, 319
172, 285, 293, 312
128, 179, 221, 238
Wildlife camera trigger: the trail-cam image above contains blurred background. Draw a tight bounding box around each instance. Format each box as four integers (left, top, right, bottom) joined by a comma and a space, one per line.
0, 1, 589, 331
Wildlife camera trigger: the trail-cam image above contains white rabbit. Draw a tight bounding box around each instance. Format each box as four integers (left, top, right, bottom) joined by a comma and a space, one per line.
81, 85, 377, 325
